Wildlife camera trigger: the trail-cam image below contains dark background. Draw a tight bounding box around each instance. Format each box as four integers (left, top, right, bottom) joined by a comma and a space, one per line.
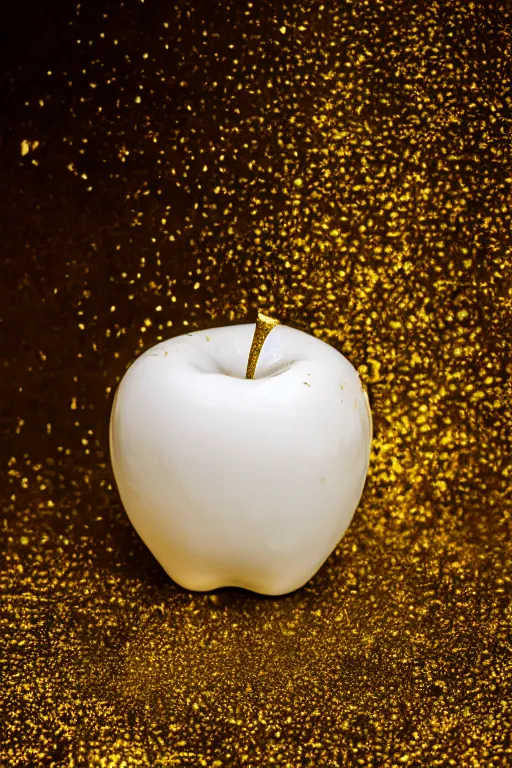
1, 1, 511, 766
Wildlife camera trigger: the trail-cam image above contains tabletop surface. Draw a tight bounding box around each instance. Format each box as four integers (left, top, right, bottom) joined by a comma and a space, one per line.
1, 1, 511, 766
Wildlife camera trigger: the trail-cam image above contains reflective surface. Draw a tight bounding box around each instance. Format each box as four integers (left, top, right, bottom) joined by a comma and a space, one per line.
1, 1, 511, 765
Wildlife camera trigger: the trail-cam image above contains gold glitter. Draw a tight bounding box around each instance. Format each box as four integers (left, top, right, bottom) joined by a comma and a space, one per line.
245, 312, 280, 379
1, 1, 511, 765
20, 139, 39, 156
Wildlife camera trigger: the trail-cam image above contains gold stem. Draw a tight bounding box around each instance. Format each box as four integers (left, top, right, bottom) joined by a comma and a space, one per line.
246, 312, 280, 379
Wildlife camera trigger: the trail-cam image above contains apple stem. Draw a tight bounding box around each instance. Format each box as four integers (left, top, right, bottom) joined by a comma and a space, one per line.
246, 312, 280, 379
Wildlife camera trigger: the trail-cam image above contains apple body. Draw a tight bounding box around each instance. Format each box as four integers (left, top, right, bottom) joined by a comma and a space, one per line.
110, 323, 372, 595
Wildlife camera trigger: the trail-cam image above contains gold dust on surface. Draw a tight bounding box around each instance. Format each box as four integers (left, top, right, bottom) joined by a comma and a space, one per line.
1, 0, 511, 766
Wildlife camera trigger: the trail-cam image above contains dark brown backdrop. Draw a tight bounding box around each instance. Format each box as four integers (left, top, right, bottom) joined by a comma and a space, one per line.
1, 1, 511, 766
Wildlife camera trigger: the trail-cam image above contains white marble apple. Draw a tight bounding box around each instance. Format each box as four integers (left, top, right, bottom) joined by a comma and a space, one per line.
109, 322, 372, 595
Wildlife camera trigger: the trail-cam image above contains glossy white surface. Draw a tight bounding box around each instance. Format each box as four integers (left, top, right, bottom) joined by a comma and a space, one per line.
110, 323, 372, 595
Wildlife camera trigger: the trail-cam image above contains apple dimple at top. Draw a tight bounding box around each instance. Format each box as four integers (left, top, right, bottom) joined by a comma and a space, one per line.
109, 322, 372, 596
